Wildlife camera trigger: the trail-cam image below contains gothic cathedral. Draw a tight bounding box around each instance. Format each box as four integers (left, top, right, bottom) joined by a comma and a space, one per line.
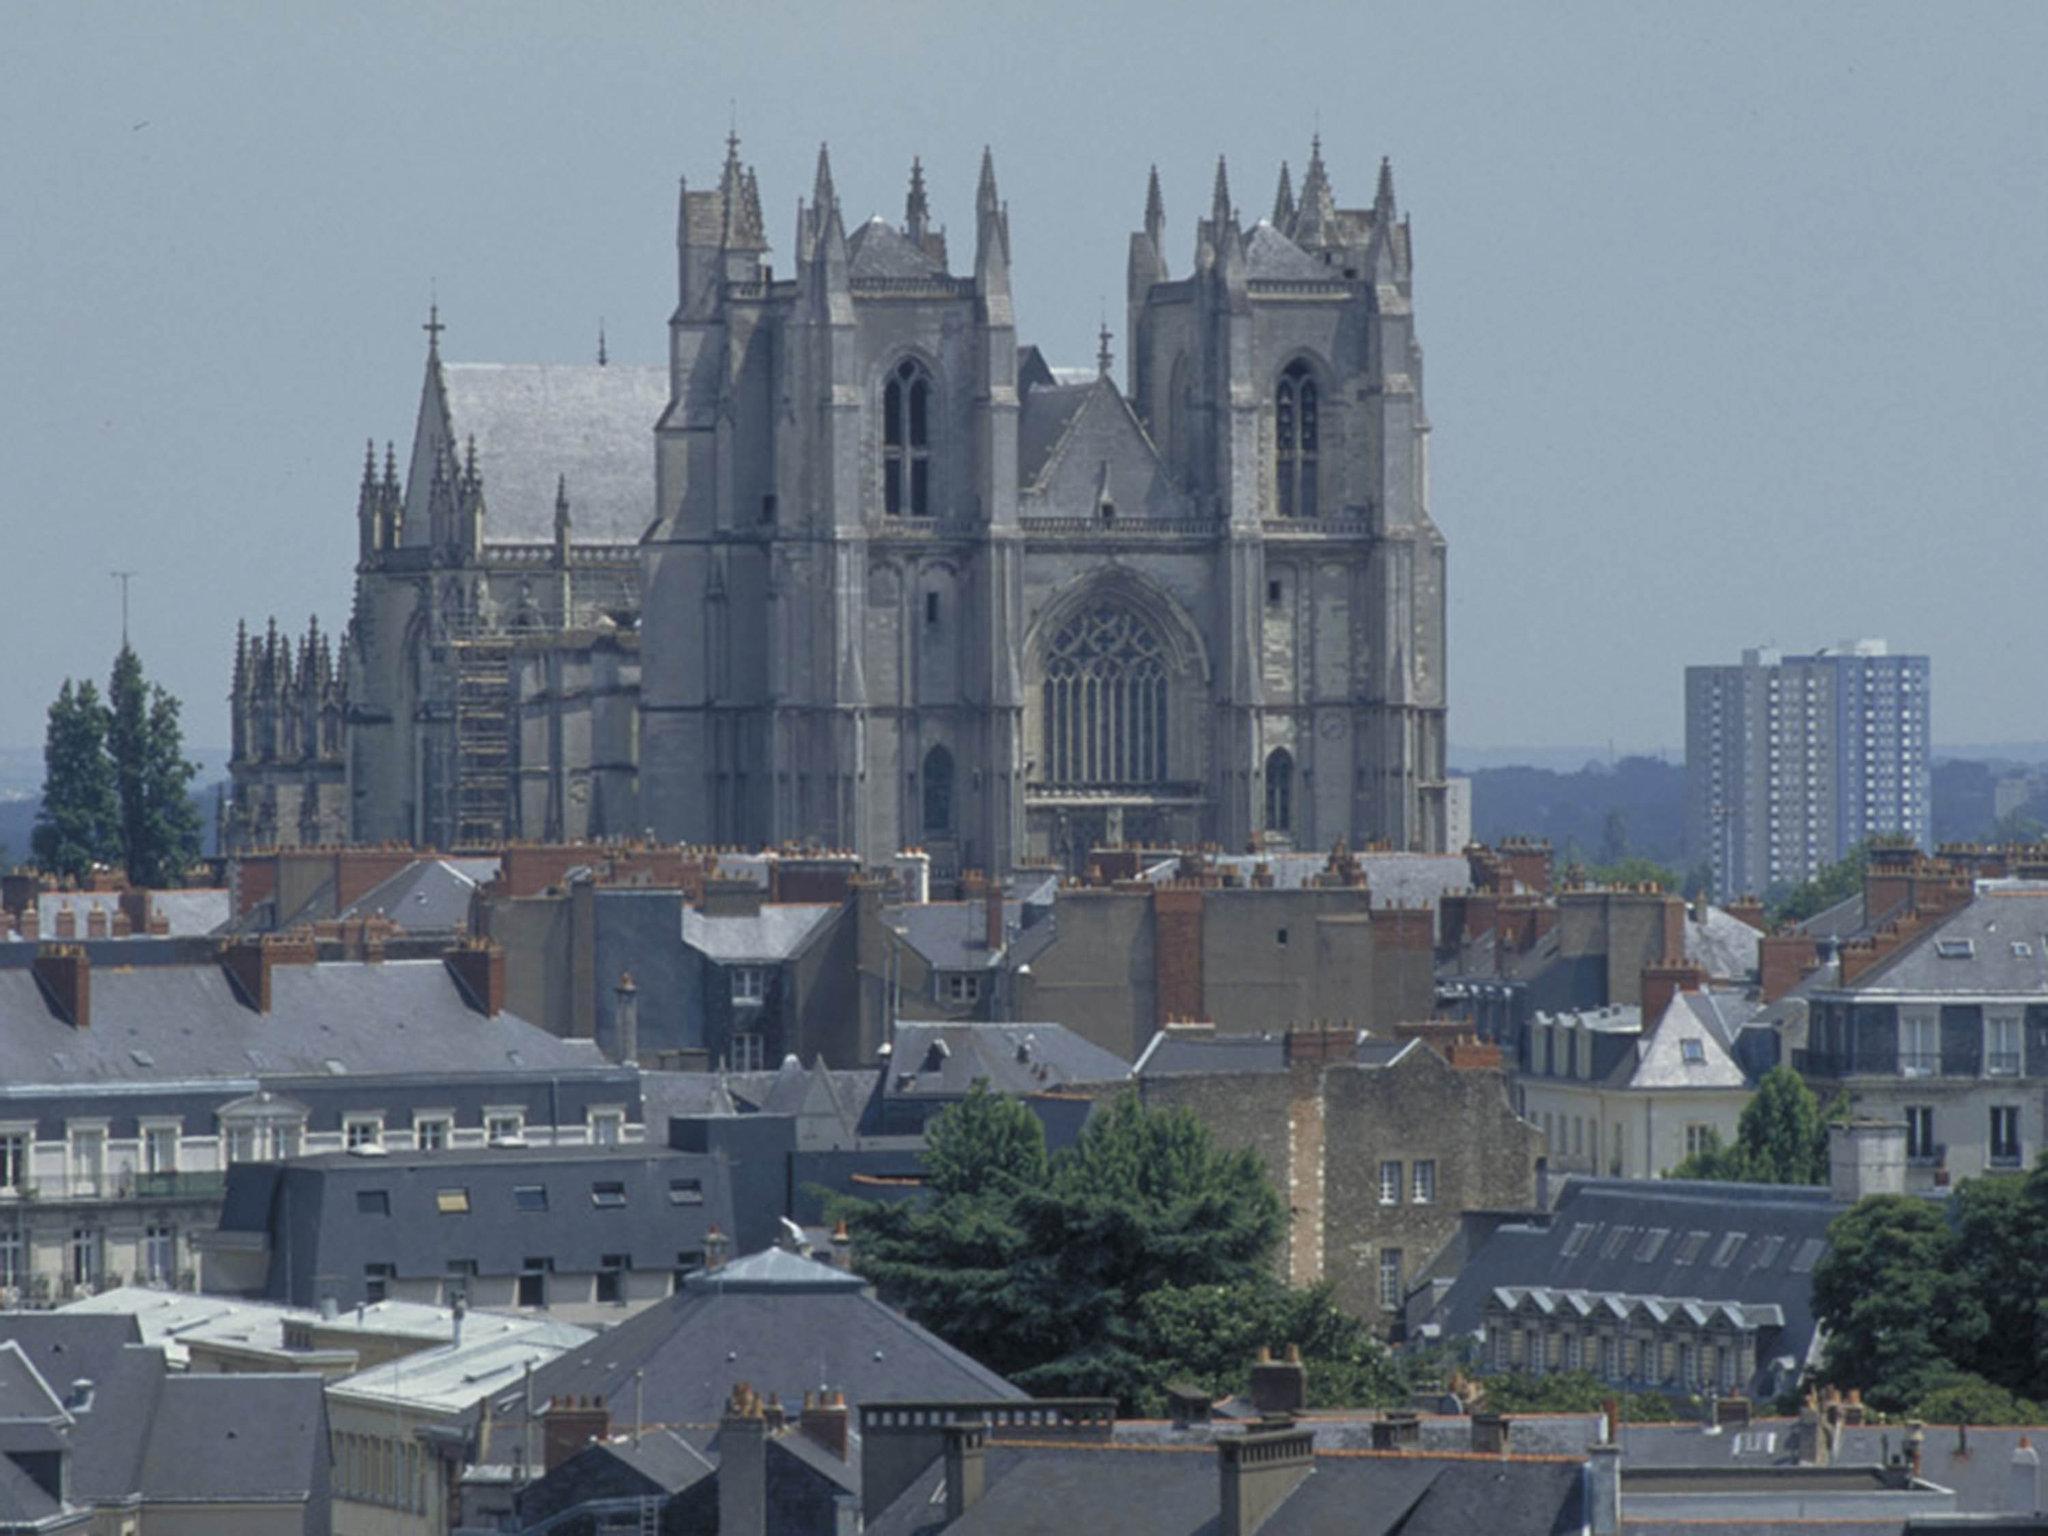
228, 136, 1448, 871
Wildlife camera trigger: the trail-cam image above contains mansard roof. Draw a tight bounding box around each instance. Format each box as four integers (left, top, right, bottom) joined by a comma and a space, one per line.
847, 216, 946, 280
409, 362, 666, 547
1830, 884, 2048, 996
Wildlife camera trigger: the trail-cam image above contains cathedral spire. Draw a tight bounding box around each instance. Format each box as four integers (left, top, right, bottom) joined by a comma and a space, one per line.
422, 301, 444, 357
1296, 135, 1337, 246
1375, 154, 1397, 216
976, 145, 999, 223
1210, 155, 1235, 230
1144, 163, 1165, 246
1272, 161, 1295, 229
905, 155, 930, 245
596, 320, 607, 366
812, 142, 836, 213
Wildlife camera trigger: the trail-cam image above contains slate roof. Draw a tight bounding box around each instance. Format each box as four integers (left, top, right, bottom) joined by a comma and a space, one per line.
30, 890, 230, 940
1685, 906, 1763, 980
886, 900, 1058, 973
848, 217, 946, 280
1244, 221, 1333, 281
1017, 384, 1094, 486
1835, 886, 2048, 996
682, 904, 838, 964
337, 857, 499, 933
869, 1440, 1587, 1536
1622, 994, 1750, 1090
481, 1245, 1020, 1451
139, 1373, 328, 1504
0, 1314, 328, 1512
1132, 1030, 1288, 1077
1431, 1178, 1845, 1393
883, 1022, 1131, 1098
435, 362, 667, 545
0, 953, 607, 1087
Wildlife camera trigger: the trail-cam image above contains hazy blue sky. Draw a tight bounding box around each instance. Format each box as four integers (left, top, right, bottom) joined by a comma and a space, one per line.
4, 1, 2044, 761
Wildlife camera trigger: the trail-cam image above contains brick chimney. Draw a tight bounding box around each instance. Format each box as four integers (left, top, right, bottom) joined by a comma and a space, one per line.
1640, 961, 1707, 1028
444, 938, 507, 1016
1282, 1025, 1354, 1067
1248, 1344, 1308, 1415
1759, 933, 1821, 1003
700, 879, 764, 919
53, 905, 75, 941
33, 945, 89, 1029
798, 1389, 850, 1462
218, 933, 317, 1013
541, 1393, 610, 1473
1725, 896, 1766, 933
85, 906, 109, 940
1218, 1421, 1316, 1536
984, 881, 1005, 953
1154, 885, 1204, 1026
1471, 1412, 1512, 1455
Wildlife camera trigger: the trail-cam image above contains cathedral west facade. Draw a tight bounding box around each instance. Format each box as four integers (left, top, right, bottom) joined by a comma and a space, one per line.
228, 135, 1449, 871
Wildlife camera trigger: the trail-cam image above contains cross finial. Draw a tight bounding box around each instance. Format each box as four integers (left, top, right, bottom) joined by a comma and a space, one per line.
1097, 313, 1114, 378
423, 302, 445, 351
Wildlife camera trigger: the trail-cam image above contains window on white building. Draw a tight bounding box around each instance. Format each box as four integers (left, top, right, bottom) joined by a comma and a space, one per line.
731, 966, 765, 1005
1378, 1161, 1402, 1206
69, 1228, 101, 1289
141, 1225, 175, 1286
343, 1117, 383, 1151
141, 1125, 178, 1176
1991, 1105, 2022, 1167
589, 1109, 625, 1147
486, 1112, 525, 1144
0, 1232, 20, 1291
0, 1134, 29, 1193
414, 1116, 451, 1151
68, 1128, 105, 1198
728, 1033, 765, 1072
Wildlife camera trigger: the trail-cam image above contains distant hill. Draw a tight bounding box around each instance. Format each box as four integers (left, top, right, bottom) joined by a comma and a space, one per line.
1462, 755, 1687, 870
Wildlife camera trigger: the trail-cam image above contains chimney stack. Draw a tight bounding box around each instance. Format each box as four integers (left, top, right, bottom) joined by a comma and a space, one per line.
985, 880, 1005, 953
1248, 1344, 1307, 1416
444, 938, 507, 1016
1471, 1412, 1512, 1455
1829, 1119, 1907, 1205
2012, 1435, 2041, 1516
33, 945, 89, 1029
541, 1393, 610, 1473
1587, 1441, 1622, 1536
943, 1421, 988, 1522
1218, 1422, 1316, 1536
613, 972, 640, 1065
218, 933, 317, 1013
719, 1384, 769, 1536
799, 1389, 851, 1462
1639, 961, 1707, 1028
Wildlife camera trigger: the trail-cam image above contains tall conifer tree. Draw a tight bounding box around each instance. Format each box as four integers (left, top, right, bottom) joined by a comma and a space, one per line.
31, 681, 120, 879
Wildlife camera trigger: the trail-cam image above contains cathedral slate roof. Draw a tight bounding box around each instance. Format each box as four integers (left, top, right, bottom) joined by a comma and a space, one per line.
1244, 220, 1333, 281
438, 362, 666, 545
848, 217, 946, 280
1016, 383, 1094, 487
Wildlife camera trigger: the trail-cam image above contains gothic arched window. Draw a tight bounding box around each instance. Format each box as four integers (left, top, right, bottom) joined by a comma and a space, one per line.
921, 745, 954, 835
1041, 604, 1170, 787
1275, 360, 1319, 519
883, 359, 933, 517
1265, 747, 1294, 833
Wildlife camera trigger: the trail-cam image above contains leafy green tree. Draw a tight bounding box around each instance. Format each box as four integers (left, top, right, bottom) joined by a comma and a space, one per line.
1581, 856, 1680, 891
30, 681, 120, 880
1137, 1280, 1407, 1412
1912, 1372, 2043, 1427
1770, 843, 1875, 924
104, 647, 201, 887
1668, 1067, 1840, 1185
840, 1091, 1308, 1410
1811, 1195, 1986, 1411
1477, 1370, 1686, 1421
1950, 1167, 2048, 1394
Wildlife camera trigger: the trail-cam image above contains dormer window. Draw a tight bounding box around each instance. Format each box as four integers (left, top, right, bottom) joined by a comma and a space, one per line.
1275, 360, 1319, 519
883, 359, 933, 516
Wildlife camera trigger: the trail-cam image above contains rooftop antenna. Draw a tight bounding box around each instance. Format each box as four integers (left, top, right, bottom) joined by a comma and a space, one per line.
597, 319, 608, 367
109, 571, 136, 648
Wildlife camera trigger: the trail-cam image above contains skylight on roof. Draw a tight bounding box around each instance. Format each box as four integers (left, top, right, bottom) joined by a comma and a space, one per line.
1680, 1039, 1706, 1065
1789, 1237, 1827, 1274
1712, 1232, 1747, 1267
1672, 1230, 1710, 1265
1935, 938, 1976, 959
1600, 1227, 1637, 1261
1559, 1222, 1596, 1258
1752, 1235, 1785, 1269
1635, 1228, 1670, 1263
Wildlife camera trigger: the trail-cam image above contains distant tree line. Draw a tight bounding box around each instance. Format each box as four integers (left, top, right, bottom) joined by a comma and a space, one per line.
32, 645, 200, 886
